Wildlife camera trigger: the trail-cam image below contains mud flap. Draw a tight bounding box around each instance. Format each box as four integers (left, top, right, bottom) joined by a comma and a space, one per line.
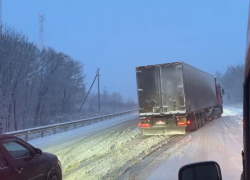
141, 126, 186, 135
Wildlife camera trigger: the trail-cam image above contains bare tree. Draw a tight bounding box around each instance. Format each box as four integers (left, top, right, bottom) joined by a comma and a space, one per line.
0, 26, 86, 131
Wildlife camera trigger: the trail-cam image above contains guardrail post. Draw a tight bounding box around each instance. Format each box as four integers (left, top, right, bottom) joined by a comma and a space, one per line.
53, 128, 56, 134
41, 131, 44, 138
74, 124, 76, 129
25, 134, 28, 141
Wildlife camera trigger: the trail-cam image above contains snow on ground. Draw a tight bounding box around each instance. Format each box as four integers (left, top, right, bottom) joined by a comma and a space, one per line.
27, 105, 243, 180
223, 105, 243, 117
145, 106, 243, 180
28, 112, 169, 180
28, 113, 138, 150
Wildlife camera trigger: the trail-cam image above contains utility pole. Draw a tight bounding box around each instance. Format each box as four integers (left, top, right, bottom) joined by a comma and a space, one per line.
0, 0, 2, 34
39, 14, 44, 48
78, 68, 101, 112
97, 68, 101, 112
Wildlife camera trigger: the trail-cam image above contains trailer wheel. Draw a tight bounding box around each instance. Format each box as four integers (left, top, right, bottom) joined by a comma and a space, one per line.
200, 113, 205, 127
200, 113, 204, 127
197, 114, 201, 129
211, 110, 215, 121
193, 114, 198, 131
188, 114, 198, 131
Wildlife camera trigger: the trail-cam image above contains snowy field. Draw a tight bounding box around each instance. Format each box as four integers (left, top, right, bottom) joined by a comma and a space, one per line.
28, 106, 243, 180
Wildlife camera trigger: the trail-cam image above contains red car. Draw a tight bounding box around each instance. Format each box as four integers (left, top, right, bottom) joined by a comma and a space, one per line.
0, 134, 62, 180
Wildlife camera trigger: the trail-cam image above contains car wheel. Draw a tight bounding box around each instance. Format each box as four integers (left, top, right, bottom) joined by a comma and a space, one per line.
49, 169, 61, 180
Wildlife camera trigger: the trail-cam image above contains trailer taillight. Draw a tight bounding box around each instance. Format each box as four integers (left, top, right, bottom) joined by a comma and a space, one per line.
138, 123, 142, 127
187, 121, 191, 125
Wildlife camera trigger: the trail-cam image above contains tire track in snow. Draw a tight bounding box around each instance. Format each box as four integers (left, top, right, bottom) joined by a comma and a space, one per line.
123, 135, 192, 180
63, 125, 138, 177
57, 118, 139, 177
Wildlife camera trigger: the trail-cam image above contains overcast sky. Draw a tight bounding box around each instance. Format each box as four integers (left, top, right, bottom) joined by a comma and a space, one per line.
2, 0, 248, 100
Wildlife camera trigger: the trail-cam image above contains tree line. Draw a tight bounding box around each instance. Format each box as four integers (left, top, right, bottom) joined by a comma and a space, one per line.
216, 64, 244, 103
0, 26, 137, 132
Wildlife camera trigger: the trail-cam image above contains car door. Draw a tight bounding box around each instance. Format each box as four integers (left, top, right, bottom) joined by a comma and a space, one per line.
1, 139, 48, 180
0, 148, 15, 180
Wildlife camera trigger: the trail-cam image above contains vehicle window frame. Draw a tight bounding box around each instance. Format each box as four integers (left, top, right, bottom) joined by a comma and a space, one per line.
1, 139, 34, 159
0, 148, 8, 169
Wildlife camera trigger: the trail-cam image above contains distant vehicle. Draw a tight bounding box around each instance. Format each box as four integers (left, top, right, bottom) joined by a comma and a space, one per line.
135, 62, 224, 135
0, 134, 62, 180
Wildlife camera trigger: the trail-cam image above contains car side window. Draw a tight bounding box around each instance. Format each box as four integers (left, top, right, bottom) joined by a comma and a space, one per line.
0, 150, 8, 168
2, 140, 32, 159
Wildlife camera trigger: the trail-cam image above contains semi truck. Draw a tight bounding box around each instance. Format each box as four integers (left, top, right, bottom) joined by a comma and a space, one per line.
136, 62, 224, 135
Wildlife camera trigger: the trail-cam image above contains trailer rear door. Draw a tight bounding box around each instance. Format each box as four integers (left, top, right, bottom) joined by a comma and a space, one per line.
136, 63, 185, 114
136, 66, 161, 114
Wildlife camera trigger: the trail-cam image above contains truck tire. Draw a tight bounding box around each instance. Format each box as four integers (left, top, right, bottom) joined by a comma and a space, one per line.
197, 114, 201, 129
192, 114, 198, 131
211, 110, 215, 121
195, 116, 199, 130
201, 113, 205, 127
218, 105, 223, 118
200, 113, 204, 127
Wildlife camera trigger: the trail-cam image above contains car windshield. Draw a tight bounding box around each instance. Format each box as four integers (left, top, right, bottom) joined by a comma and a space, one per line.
0, 1, 247, 180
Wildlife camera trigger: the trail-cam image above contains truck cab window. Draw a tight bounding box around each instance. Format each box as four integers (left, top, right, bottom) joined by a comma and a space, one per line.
0, 150, 8, 168
2, 141, 32, 159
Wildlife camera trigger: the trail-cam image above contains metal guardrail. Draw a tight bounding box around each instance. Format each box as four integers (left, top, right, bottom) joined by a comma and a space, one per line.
5, 109, 138, 141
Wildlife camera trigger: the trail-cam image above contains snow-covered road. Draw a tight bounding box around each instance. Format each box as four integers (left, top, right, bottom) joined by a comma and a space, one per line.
28, 106, 243, 180
145, 106, 243, 180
